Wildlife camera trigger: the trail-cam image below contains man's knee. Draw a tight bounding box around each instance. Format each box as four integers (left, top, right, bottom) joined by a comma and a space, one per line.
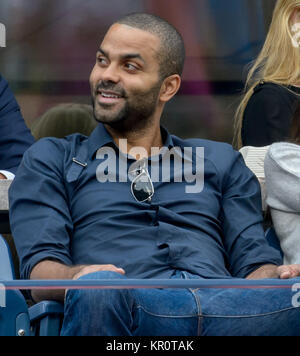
78, 270, 126, 281
65, 270, 128, 311
62, 271, 138, 335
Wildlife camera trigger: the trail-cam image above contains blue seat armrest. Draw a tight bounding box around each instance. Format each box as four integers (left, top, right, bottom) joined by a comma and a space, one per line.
28, 300, 64, 322
29, 301, 64, 336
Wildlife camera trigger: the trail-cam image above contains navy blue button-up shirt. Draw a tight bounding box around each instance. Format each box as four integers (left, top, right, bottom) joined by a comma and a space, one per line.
9, 124, 282, 280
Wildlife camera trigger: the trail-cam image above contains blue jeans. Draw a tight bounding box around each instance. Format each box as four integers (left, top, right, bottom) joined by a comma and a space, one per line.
60, 271, 300, 336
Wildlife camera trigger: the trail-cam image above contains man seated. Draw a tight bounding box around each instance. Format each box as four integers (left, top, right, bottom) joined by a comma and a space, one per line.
9, 13, 300, 336
0, 75, 34, 180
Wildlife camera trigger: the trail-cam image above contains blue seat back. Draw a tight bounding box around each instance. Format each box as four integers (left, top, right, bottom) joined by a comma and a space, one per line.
0, 290, 30, 336
0, 234, 15, 280
0, 234, 30, 335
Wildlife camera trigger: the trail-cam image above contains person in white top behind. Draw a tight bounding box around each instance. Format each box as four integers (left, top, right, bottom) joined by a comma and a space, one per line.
264, 100, 300, 264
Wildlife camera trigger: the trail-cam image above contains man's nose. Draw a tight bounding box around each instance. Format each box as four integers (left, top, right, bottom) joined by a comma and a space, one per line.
101, 63, 120, 83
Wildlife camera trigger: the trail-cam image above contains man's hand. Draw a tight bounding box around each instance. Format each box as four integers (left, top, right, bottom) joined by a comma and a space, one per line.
0, 173, 6, 179
73, 264, 125, 280
247, 264, 300, 279
277, 265, 300, 279
63, 264, 125, 301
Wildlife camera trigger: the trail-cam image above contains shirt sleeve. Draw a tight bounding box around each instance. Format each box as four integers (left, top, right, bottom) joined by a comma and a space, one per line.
219, 148, 283, 277
0, 74, 35, 173
265, 142, 300, 212
9, 138, 73, 279
242, 85, 293, 147
0, 170, 15, 180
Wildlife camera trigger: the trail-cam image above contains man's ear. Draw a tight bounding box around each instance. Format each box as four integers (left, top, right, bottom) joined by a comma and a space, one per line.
159, 74, 181, 103
290, 6, 300, 25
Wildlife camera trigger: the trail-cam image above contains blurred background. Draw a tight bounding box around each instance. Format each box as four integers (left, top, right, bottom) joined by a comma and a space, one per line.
0, 0, 277, 143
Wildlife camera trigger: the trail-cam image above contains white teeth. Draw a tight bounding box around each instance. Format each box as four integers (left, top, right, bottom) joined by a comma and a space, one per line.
101, 92, 121, 99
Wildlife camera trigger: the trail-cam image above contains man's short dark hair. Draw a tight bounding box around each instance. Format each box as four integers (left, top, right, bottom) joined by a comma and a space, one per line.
116, 13, 185, 80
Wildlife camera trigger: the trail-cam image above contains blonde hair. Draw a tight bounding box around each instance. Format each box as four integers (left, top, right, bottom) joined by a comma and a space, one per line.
233, 0, 300, 149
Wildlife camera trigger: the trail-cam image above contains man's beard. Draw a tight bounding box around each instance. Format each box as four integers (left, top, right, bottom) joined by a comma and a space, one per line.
92, 80, 162, 131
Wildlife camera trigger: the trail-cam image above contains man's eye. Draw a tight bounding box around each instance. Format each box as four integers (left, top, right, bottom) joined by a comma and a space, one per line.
97, 57, 107, 65
125, 63, 138, 71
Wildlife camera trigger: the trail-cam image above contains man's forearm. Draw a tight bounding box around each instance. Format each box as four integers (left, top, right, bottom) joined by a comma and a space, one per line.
30, 260, 85, 303
29, 260, 125, 303
246, 264, 279, 279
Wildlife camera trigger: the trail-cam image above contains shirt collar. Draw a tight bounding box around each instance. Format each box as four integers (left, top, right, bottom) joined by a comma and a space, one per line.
88, 123, 115, 159
88, 123, 175, 159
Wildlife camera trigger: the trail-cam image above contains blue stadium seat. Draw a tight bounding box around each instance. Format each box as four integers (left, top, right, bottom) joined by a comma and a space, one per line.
0, 235, 30, 336
0, 234, 63, 336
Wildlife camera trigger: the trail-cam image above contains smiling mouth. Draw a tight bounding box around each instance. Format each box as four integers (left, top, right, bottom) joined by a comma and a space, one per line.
99, 92, 123, 99
96, 90, 125, 105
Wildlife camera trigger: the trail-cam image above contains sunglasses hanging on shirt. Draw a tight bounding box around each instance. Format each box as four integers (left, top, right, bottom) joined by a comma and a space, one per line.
130, 161, 154, 203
